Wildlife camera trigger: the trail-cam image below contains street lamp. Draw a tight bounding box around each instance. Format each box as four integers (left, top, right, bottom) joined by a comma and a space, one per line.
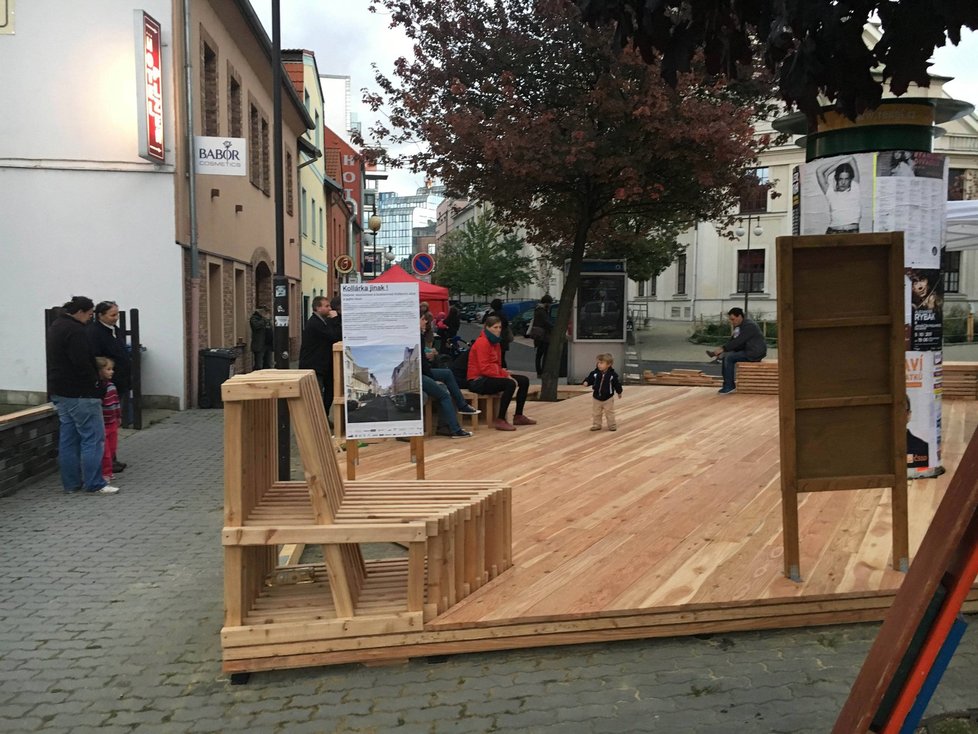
368, 214, 382, 278
383, 246, 395, 273
735, 217, 764, 314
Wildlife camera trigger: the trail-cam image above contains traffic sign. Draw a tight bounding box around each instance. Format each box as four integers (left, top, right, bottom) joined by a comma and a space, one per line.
334, 254, 355, 274
412, 252, 435, 275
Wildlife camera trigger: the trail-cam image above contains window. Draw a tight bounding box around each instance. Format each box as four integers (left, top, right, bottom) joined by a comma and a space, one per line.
207, 262, 223, 346
637, 280, 645, 297
228, 69, 242, 137
949, 168, 967, 201
314, 111, 320, 149
301, 187, 307, 236
260, 118, 270, 194
649, 277, 657, 297
249, 104, 260, 187
676, 254, 687, 295
311, 197, 317, 243
319, 207, 324, 249
737, 250, 765, 293
739, 167, 769, 213
285, 151, 294, 216
234, 268, 246, 344
943, 249, 961, 294
201, 41, 219, 136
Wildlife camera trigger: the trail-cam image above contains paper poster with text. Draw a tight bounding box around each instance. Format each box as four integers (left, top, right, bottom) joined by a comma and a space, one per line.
906, 351, 942, 476
340, 282, 423, 439
874, 152, 948, 267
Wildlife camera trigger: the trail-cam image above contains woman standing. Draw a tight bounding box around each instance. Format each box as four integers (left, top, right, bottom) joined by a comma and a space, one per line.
89, 300, 131, 473
530, 295, 554, 377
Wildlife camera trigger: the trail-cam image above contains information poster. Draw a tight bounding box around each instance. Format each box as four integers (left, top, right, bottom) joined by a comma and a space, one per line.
906, 351, 942, 473
340, 282, 422, 439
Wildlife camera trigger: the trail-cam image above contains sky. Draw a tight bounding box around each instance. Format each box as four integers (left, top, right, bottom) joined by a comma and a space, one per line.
247, 1, 978, 197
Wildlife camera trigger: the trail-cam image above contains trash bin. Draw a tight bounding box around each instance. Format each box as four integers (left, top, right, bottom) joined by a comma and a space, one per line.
199, 348, 237, 408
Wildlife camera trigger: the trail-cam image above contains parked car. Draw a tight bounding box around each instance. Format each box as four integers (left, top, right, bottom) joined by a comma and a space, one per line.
512, 303, 559, 337
460, 303, 489, 322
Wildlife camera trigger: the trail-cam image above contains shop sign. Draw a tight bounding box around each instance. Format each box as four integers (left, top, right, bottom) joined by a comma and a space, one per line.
134, 11, 165, 163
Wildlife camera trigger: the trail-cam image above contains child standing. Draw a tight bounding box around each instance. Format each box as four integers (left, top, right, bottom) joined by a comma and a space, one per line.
96, 357, 122, 482
583, 353, 623, 431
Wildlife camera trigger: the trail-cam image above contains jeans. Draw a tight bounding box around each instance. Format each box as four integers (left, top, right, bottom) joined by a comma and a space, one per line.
721, 351, 759, 390
421, 376, 461, 433
51, 395, 107, 492
430, 367, 468, 411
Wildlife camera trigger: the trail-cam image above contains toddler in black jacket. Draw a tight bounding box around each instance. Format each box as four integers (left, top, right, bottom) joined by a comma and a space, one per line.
582, 353, 623, 431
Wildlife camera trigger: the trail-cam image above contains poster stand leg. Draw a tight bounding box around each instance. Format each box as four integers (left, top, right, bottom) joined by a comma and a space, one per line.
346, 440, 358, 480
410, 436, 425, 479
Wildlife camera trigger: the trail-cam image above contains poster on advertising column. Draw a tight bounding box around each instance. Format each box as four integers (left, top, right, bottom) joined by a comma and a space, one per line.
340, 282, 423, 439
876, 151, 948, 477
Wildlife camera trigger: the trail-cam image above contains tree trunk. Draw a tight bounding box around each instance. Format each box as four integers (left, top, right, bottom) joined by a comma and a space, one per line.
540, 218, 590, 401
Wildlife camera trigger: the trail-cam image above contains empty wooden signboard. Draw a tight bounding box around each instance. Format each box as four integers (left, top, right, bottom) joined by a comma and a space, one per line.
777, 232, 908, 581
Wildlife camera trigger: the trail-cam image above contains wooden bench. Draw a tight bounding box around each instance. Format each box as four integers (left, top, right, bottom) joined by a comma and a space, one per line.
423, 390, 485, 434
220, 370, 512, 670
643, 369, 721, 388
525, 384, 592, 400
735, 361, 978, 399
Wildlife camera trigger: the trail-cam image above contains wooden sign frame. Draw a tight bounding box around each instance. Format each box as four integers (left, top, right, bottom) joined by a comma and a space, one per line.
777, 233, 908, 581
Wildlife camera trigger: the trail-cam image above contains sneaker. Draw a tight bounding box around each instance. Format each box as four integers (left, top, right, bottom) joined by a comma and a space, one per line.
608, 426, 618, 431
590, 426, 601, 432
717, 387, 736, 394
457, 405, 481, 415
88, 485, 120, 495
705, 349, 717, 359
112, 460, 127, 473
103, 475, 115, 483
450, 429, 473, 438
512, 414, 537, 426
493, 418, 517, 431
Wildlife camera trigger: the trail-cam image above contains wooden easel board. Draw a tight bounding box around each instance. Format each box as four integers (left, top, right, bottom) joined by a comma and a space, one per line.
777, 233, 908, 580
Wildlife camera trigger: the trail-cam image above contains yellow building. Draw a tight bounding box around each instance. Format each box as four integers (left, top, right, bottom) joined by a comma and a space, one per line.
284, 50, 330, 320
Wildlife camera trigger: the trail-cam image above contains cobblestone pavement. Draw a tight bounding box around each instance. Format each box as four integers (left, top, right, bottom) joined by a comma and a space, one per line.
1, 409, 975, 733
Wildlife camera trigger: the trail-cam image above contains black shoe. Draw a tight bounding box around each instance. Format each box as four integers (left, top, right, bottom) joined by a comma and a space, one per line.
112, 461, 127, 473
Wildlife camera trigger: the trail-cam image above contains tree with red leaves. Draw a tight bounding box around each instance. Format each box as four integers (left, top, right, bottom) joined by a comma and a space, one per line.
365, 0, 772, 399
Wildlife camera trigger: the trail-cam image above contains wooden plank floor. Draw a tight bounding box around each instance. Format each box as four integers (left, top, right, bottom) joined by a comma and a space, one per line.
241, 387, 978, 669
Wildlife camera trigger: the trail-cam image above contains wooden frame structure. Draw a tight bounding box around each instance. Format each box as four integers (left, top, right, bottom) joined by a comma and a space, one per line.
777, 233, 908, 581
221, 370, 512, 672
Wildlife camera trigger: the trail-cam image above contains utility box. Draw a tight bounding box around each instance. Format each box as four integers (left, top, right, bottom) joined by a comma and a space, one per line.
199, 348, 237, 409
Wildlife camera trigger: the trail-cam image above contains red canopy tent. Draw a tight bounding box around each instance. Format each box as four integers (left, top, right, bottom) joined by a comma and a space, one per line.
372, 264, 450, 316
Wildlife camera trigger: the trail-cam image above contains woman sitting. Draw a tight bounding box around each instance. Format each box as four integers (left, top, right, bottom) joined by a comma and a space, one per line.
467, 315, 535, 431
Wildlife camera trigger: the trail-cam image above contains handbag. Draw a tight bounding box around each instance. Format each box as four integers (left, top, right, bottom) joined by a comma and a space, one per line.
528, 325, 546, 341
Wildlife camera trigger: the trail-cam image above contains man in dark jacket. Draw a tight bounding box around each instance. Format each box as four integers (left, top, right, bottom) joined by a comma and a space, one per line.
249, 305, 272, 370
707, 307, 767, 394
48, 296, 119, 494
298, 295, 342, 415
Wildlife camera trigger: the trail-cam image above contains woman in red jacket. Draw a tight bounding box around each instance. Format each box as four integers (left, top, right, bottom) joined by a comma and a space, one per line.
467, 315, 535, 431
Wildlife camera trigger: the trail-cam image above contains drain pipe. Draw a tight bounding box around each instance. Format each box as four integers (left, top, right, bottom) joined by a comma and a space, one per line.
182, 0, 200, 407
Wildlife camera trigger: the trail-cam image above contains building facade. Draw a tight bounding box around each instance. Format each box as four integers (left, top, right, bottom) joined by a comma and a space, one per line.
0, 0, 311, 409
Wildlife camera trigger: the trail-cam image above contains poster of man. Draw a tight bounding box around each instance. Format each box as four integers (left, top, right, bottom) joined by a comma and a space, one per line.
800, 153, 875, 236
906, 268, 943, 351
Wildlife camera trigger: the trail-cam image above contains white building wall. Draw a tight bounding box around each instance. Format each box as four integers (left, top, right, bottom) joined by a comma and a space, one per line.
0, 0, 183, 406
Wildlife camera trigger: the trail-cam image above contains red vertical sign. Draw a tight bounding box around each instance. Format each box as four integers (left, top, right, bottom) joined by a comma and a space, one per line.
135, 11, 165, 163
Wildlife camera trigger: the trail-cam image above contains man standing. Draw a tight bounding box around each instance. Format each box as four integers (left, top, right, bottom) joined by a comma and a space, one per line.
706, 307, 767, 394
47, 296, 119, 494
249, 305, 272, 370
298, 296, 342, 416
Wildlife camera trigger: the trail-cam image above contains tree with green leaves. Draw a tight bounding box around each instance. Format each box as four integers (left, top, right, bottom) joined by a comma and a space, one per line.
574, 0, 978, 120
434, 214, 534, 301
365, 0, 772, 399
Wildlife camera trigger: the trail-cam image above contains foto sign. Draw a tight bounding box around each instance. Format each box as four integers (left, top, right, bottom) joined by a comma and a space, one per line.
195, 137, 247, 176
134, 11, 164, 163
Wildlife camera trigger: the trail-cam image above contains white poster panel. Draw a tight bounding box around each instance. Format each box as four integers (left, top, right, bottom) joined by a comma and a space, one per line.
340, 282, 422, 439
799, 153, 875, 235
875, 152, 948, 267
194, 136, 247, 176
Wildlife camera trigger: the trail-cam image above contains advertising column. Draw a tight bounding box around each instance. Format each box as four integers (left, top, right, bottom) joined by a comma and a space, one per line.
799, 151, 948, 477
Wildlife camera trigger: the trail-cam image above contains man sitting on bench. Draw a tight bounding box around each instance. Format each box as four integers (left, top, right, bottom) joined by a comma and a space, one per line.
706, 307, 767, 395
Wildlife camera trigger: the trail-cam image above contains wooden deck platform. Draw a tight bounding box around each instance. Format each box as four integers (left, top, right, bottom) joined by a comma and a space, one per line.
223, 386, 978, 672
